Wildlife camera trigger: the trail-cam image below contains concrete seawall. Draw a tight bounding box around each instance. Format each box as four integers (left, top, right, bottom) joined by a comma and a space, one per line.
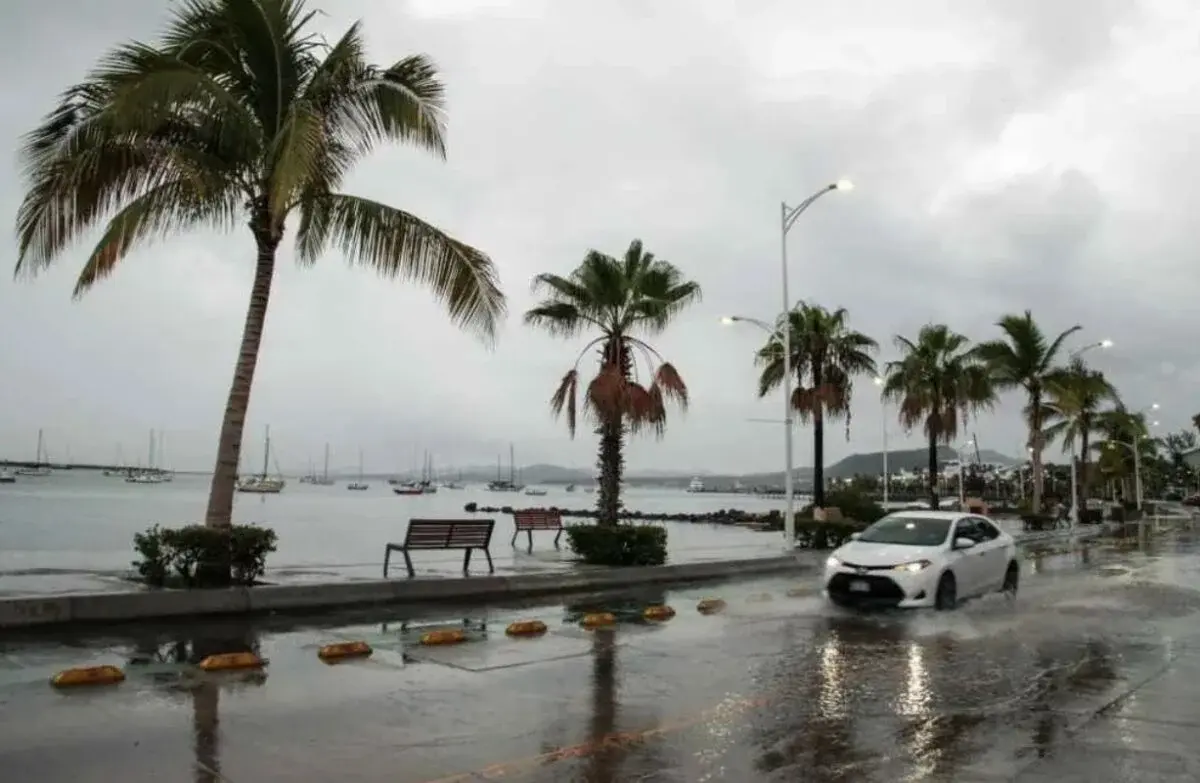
0, 555, 807, 630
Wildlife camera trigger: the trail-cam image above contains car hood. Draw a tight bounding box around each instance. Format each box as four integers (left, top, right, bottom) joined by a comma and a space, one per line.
832, 541, 943, 567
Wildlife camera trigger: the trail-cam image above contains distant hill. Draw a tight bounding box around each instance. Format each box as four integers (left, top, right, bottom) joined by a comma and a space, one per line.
825, 447, 1018, 478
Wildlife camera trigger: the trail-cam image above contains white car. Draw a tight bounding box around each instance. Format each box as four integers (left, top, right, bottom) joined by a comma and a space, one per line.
823, 510, 1019, 610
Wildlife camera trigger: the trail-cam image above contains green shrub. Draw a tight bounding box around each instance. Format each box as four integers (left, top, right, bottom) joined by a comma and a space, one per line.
566, 523, 667, 566
132, 524, 277, 588
821, 488, 887, 524
793, 520, 866, 550
1020, 514, 1057, 532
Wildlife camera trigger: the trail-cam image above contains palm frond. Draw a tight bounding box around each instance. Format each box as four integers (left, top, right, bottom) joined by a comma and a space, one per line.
550, 369, 579, 437
652, 363, 688, 410
295, 193, 504, 341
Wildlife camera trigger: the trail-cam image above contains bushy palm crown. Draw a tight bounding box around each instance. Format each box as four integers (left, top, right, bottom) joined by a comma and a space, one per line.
880, 324, 994, 442
973, 311, 1079, 422
755, 303, 877, 435
524, 240, 700, 437
1042, 358, 1121, 452
15, 0, 503, 336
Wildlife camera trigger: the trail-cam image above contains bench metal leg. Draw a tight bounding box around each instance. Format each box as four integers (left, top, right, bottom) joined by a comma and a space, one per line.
402, 549, 415, 579
527, 530, 534, 552
482, 547, 494, 574
511, 528, 519, 547
553, 529, 563, 549
463, 548, 473, 574
383, 545, 392, 578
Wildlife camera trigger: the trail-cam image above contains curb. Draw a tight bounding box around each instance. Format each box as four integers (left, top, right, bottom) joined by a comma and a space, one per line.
0, 554, 809, 630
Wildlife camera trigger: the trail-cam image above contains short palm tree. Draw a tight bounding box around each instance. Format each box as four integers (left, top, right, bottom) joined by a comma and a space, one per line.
1092, 410, 1155, 505
1042, 358, 1121, 514
974, 311, 1080, 514
524, 240, 700, 526
14, 0, 505, 536
880, 324, 994, 509
754, 303, 877, 508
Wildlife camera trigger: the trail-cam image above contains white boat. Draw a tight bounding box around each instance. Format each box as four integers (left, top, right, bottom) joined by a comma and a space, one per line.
237, 425, 286, 494
0, 469, 15, 484
305, 444, 337, 486
125, 471, 165, 484
347, 448, 370, 491
487, 444, 524, 492
687, 477, 704, 492
525, 487, 548, 496
15, 429, 52, 476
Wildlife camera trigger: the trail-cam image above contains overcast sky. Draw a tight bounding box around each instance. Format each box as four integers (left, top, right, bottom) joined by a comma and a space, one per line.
0, 0, 1196, 475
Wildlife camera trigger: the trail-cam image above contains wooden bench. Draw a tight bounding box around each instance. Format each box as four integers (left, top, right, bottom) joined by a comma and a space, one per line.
511, 509, 564, 550
383, 519, 495, 578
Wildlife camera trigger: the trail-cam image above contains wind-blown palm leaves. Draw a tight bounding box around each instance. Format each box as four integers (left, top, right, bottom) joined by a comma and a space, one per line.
1042, 358, 1121, 513
15, 0, 505, 535
973, 311, 1080, 514
524, 240, 700, 526
880, 324, 995, 509
1092, 409, 1156, 505
754, 303, 877, 508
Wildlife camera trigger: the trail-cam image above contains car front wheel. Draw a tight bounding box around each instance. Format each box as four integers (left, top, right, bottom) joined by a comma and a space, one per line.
935, 572, 957, 611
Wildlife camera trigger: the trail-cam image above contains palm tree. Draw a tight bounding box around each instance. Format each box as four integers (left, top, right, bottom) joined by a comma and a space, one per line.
524, 240, 700, 525
754, 303, 877, 508
1092, 409, 1155, 504
974, 311, 1080, 514
1042, 358, 1121, 514
880, 324, 994, 509
14, 0, 505, 540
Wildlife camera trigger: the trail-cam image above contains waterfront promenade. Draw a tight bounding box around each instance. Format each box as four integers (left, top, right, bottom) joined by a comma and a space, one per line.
2, 533, 1198, 781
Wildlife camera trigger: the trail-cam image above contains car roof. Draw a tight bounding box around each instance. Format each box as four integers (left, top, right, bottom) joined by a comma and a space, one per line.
883, 510, 973, 521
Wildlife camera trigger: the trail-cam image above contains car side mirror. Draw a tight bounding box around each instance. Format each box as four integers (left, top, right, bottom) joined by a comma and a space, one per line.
849, 532, 861, 540
953, 537, 976, 550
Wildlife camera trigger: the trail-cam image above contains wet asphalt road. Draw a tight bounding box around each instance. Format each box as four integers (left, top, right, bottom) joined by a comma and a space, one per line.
4, 533, 1200, 782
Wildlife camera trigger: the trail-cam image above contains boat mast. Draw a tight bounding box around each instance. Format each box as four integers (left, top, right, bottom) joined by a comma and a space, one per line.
509, 443, 515, 485
35, 429, 44, 466
148, 429, 156, 470
262, 426, 271, 478
323, 443, 330, 482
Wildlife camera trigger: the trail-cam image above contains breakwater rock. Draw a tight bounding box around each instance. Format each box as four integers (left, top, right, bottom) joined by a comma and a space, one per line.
462, 502, 782, 527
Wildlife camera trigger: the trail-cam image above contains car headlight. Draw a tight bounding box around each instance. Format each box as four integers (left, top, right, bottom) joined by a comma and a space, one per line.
825, 555, 841, 568
893, 560, 932, 573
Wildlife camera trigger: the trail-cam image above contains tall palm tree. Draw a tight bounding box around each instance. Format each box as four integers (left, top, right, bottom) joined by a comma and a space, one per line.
1042, 358, 1121, 514
14, 0, 505, 540
1093, 409, 1156, 504
754, 303, 877, 508
524, 240, 700, 526
880, 324, 994, 509
973, 311, 1080, 514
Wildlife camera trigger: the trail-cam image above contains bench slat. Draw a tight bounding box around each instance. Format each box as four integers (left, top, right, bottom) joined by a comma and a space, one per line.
512, 510, 563, 531
402, 519, 495, 549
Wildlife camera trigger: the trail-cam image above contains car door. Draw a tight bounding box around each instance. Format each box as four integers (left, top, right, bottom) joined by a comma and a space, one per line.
949, 518, 988, 597
969, 517, 1008, 591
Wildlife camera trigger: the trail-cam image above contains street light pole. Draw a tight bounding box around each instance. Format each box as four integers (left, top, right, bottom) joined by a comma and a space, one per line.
777, 179, 853, 549
874, 376, 888, 505
1065, 339, 1112, 525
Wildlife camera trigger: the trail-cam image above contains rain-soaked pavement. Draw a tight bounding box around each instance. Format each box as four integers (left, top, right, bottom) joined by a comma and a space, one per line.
4, 532, 1200, 782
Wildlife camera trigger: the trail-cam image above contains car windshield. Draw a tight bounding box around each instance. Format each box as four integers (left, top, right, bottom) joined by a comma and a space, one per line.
857, 516, 952, 546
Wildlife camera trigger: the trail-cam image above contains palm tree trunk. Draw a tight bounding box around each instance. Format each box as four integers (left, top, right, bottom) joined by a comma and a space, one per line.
192, 682, 220, 783
204, 230, 279, 532
927, 431, 939, 509
587, 629, 618, 779
812, 367, 826, 509
1079, 426, 1091, 516
596, 419, 624, 527
1029, 391, 1044, 513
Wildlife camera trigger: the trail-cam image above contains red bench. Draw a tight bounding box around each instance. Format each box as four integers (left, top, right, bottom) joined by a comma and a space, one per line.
511, 509, 564, 550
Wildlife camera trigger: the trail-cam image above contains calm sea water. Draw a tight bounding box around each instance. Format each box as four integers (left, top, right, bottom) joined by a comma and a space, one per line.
0, 472, 813, 578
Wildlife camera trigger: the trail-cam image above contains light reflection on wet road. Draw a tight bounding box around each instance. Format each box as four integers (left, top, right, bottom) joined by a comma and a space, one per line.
3, 534, 1200, 781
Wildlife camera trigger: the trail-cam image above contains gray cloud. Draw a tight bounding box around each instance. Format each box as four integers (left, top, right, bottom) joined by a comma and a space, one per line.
0, 0, 1196, 474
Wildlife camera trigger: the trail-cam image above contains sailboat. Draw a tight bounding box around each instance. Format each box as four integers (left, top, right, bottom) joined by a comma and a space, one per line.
237, 426, 286, 494
487, 444, 523, 492
347, 449, 369, 491
15, 430, 52, 477
417, 452, 438, 494
314, 443, 335, 486
127, 429, 167, 483
442, 469, 465, 490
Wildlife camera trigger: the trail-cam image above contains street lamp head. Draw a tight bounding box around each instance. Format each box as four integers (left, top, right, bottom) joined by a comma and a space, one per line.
1151, 420, 1160, 428
834, 179, 854, 191
1150, 403, 1160, 411
719, 316, 737, 326
873, 375, 884, 386
1099, 339, 1114, 349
